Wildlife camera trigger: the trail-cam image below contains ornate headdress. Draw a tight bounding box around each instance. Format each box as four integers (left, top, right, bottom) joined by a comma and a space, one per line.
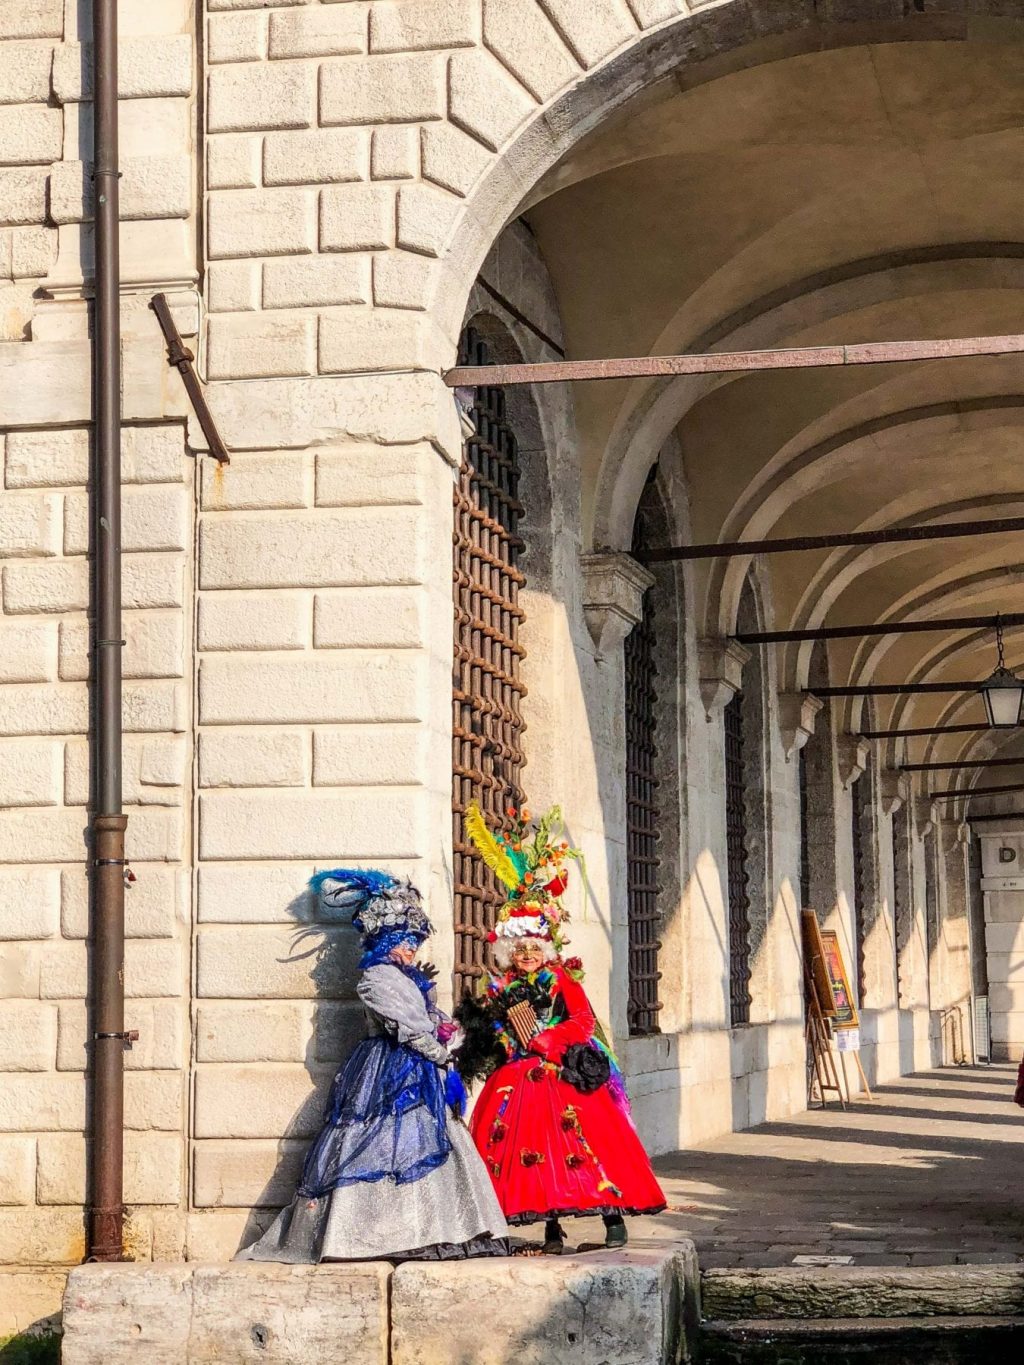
465, 802, 583, 955
309, 868, 432, 949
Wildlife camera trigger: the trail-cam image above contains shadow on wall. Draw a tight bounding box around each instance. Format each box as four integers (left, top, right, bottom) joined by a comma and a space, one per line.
232, 888, 365, 1257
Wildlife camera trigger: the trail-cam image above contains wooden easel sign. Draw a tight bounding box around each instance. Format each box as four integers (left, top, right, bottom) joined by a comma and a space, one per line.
800, 910, 845, 1109
800, 911, 872, 1104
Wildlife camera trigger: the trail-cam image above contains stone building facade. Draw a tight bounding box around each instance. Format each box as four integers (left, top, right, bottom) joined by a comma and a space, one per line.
1, 0, 1019, 1268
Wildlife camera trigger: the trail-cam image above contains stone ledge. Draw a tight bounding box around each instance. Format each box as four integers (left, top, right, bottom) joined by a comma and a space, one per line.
61, 1246, 698, 1364
62, 1261, 390, 1365
701, 1264, 1024, 1321
392, 1247, 698, 1365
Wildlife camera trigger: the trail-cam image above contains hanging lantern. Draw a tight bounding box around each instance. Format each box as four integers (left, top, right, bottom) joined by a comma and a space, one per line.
979, 617, 1024, 729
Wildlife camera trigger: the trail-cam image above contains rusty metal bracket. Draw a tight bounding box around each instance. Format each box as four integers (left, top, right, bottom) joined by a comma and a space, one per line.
150, 293, 230, 465
94, 1031, 140, 1050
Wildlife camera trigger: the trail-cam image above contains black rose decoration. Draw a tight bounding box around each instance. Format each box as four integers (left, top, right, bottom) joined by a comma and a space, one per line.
559, 1042, 611, 1094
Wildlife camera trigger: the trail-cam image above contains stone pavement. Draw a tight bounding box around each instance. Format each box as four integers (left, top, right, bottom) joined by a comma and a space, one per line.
519, 1066, 1024, 1269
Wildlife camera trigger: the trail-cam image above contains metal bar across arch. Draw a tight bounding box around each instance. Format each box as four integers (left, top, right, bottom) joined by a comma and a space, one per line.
444, 332, 1024, 388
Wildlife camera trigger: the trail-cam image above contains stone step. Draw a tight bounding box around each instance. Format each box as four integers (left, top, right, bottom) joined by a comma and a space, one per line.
698, 1315, 1024, 1365
701, 1264, 1024, 1321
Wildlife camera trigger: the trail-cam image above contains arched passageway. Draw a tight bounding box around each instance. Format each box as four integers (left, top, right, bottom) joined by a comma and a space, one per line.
448, 0, 1024, 1147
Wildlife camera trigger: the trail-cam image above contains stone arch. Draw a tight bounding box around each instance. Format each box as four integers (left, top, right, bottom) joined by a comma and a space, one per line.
596, 259, 1024, 560
436, 0, 1024, 347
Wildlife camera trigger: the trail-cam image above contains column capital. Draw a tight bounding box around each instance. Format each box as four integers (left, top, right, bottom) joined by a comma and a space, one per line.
580, 553, 654, 657
914, 795, 940, 837
881, 769, 910, 815
697, 637, 751, 720
837, 735, 871, 789
778, 691, 824, 761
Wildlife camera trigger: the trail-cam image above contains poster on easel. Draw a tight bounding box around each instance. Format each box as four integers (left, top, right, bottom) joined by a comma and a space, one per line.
801, 911, 873, 1102
800, 910, 845, 1108
819, 929, 859, 1030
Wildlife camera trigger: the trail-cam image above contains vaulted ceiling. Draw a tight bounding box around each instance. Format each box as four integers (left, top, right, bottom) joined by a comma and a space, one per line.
523, 35, 1024, 810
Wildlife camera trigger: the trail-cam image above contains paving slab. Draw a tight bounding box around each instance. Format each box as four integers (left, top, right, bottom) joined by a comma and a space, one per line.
606, 1065, 1024, 1270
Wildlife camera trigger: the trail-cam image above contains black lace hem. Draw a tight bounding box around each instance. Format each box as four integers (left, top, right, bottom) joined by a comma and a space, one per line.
507, 1202, 666, 1226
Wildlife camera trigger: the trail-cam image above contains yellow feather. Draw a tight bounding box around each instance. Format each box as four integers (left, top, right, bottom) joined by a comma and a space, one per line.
465, 803, 520, 889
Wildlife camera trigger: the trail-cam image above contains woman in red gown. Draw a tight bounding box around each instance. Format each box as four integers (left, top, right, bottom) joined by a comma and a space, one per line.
458, 803, 665, 1253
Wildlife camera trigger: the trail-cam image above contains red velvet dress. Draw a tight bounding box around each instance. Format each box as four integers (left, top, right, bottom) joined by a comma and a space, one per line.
468, 964, 666, 1225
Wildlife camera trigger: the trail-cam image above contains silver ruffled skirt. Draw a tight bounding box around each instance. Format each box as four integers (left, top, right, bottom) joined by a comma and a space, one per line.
237, 1118, 509, 1263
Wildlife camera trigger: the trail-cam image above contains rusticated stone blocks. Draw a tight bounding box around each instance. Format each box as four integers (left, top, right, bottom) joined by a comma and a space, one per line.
61, 1251, 696, 1364
63, 1262, 391, 1365
391, 1249, 695, 1365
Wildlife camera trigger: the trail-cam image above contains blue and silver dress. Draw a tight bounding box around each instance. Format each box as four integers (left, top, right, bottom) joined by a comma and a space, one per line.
238, 962, 509, 1262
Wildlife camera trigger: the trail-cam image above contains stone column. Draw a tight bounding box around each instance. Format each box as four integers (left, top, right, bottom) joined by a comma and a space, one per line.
580, 553, 655, 1039
974, 818, 1024, 1061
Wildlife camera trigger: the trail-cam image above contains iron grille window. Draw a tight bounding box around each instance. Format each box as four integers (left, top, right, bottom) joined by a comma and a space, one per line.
850, 773, 868, 1002
724, 692, 752, 1025
891, 807, 911, 1003
924, 832, 939, 961
624, 519, 661, 1035
452, 327, 526, 999
798, 746, 810, 907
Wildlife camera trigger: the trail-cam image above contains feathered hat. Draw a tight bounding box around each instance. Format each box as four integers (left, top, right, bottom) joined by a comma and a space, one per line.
465, 802, 582, 954
309, 868, 432, 946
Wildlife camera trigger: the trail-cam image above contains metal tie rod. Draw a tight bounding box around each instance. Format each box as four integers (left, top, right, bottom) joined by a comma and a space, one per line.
640, 514, 1024, 563
813, 682, 986, 697
860, 723, 988, 740
738, 611, 1024, 646
444, 333, 1024, 388
904, 757, 1024, 772
931, 783, 1024, 799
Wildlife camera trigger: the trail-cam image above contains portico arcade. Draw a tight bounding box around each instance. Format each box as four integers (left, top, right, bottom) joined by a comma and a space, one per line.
1, 0, 1023, 1269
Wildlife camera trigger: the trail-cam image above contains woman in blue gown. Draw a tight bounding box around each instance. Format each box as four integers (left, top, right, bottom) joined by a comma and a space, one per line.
238, 870, 509, 1263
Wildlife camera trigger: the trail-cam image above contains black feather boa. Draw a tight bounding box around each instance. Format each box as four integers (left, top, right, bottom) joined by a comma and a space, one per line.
452, 992, 506, 1087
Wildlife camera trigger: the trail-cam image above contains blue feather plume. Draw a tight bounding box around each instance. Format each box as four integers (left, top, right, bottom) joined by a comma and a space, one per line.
308, 867, 396, 899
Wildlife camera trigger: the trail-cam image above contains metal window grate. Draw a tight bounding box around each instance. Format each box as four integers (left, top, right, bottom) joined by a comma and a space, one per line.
850, 772, 868, 1002
798, 746, 810, 908
891, 806, 911, 1004
452, 328, 527, 999
624, 502, 662, 1035
924, 831, 939, 962
724, 692, 752, 1025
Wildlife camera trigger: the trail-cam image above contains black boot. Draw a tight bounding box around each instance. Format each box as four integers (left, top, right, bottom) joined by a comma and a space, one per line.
542, 1218, 566, 1254
603, 1213, 627, 1249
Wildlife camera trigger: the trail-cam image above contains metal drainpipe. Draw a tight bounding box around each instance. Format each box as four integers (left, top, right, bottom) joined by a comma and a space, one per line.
87, 0, 128, 1263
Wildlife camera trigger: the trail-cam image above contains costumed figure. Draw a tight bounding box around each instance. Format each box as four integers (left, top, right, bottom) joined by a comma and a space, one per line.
238, 869, 509, 1263
456, 805, 666, 1254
